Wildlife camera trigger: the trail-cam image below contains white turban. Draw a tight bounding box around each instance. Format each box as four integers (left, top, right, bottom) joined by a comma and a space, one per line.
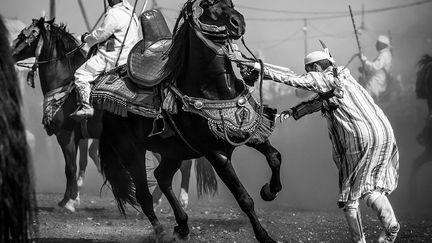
304, 51, 335, 65
377, 35, 390, 46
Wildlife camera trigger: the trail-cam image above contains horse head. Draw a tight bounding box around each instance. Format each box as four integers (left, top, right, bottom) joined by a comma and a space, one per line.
188, 0, 245, 40
12, 17, 85, 92
11, 18, 44, 61
164, 0, 246, 99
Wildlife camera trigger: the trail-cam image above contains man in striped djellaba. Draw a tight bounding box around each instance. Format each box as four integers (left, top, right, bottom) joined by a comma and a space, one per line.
238, 49, 400, 243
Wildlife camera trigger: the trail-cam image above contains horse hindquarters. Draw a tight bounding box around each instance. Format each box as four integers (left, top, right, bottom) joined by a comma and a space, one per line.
99, 113, 162, 233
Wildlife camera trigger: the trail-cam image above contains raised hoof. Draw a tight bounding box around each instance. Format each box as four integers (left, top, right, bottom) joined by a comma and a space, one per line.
260, 183, 278, 201
173, 225, 190, 241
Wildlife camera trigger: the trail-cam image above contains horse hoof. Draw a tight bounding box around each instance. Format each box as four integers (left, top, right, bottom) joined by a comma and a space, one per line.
173, 225, 190, 241
58, 198, 68, 207
64, 199, 77, 212
153, 224, 164, 235
260, 183, 278, 201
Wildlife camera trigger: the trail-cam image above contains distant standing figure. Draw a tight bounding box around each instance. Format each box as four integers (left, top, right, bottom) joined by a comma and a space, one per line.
359, 35, 392, 101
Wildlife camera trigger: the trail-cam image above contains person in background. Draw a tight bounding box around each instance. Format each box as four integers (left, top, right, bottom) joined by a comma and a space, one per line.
237, 49, 400, 243
71, 0, 139, 119
359, 35, 392, 102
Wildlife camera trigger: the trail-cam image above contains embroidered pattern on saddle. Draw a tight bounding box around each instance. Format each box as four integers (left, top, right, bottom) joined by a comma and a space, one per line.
181, 88, 276, 144
90, 65, 160, 118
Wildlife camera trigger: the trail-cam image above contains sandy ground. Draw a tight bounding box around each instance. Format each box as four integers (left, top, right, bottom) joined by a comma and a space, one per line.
34, 192, 432, 243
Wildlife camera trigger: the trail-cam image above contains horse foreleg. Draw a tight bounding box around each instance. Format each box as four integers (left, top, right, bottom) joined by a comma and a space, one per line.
247, 139, 282, 201
205, 152, 276, 243
179, 159, 192, 209
154, 158, 189, 240
77, 139, 89, 190
89, 139, 101, 173
409, 149, 432, 197
56, 130, 79, 212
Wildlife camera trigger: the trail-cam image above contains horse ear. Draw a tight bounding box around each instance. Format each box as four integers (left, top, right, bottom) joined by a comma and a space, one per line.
45, 18, 55, 25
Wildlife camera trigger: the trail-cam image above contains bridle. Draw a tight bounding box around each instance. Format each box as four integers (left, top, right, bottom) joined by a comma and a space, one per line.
13, 20, 85, 87
167, 0, 266, 148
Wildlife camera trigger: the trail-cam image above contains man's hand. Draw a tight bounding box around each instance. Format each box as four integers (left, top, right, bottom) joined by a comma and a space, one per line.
81, 32, 90, 43
276, 109, 293, 123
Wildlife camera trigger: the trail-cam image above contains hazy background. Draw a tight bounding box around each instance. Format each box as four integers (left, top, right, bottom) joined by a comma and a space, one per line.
1, 0, 432, 216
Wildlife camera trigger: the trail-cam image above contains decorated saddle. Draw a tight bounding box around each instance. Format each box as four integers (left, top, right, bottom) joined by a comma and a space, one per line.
127, 9, 172, 87
90, 65, 160, 118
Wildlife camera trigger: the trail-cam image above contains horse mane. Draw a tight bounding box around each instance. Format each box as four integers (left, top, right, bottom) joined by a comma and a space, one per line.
0, 16, 36, 242
162, 3, 191, 83
39, 21, 85, 70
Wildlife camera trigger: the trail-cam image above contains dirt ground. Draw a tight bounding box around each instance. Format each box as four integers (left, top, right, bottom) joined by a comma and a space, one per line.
33, 192, 432, 243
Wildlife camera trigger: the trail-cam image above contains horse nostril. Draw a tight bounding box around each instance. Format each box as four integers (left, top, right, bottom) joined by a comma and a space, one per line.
230, 16, 239, 28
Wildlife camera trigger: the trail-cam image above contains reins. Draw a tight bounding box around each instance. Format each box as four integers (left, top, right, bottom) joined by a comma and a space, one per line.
16, 42, 85, 69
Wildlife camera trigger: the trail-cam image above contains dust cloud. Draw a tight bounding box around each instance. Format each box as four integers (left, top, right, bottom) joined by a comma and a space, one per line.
5, 0, 432, 219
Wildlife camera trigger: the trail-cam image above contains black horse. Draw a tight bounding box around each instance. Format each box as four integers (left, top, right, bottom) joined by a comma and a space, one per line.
99, 0, 281, 242
11, 17, 102, 212
0, 16, 36, 242
410, 54, 432, 194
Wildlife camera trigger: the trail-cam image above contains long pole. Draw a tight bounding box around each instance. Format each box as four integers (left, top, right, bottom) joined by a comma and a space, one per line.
78, 0, 91, 32
303, 18, 308, 56
349, 5, 365, 81
50, 0, 56, 19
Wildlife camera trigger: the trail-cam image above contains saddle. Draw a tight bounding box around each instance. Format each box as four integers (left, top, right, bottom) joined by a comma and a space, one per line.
127, 9, 172, 87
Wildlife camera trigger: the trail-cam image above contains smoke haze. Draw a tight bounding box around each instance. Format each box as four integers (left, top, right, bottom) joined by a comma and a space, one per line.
1, 0, 432, 218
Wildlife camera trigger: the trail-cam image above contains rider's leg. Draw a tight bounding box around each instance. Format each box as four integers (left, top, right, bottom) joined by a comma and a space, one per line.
71, 54, 106, 119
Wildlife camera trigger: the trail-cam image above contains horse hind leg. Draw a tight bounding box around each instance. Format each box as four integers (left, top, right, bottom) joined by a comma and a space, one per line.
154, 158, 190, 241
89, 139, 101, 173
179, 159, 192, 209
247, 139, 282, 201
77, 139, 89, 191
205, 151, 277, 243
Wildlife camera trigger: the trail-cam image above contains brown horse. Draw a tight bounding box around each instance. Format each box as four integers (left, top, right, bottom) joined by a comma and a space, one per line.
410, 54, 432, 194
0, 16, 36, 242
99, 1, 281, 242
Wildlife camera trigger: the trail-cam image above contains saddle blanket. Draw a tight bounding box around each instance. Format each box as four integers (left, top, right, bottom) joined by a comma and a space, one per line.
91, 68, 161, 118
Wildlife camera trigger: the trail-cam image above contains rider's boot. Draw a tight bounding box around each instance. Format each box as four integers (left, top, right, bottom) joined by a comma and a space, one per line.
71, 81, 94, 119
366, 193, 400, 243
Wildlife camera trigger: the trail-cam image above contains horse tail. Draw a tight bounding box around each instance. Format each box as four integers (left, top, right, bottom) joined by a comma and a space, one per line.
416, 54, 432, 99
0, 16, 37, 242
99, 132, 137, 216
195, 157, 218, 198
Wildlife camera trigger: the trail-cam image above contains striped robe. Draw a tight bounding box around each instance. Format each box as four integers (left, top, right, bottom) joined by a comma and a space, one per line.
263, 65, 399, 203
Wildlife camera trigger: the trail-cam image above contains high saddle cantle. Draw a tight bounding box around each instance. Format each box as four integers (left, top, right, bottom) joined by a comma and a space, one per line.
127, 9, 172, 87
